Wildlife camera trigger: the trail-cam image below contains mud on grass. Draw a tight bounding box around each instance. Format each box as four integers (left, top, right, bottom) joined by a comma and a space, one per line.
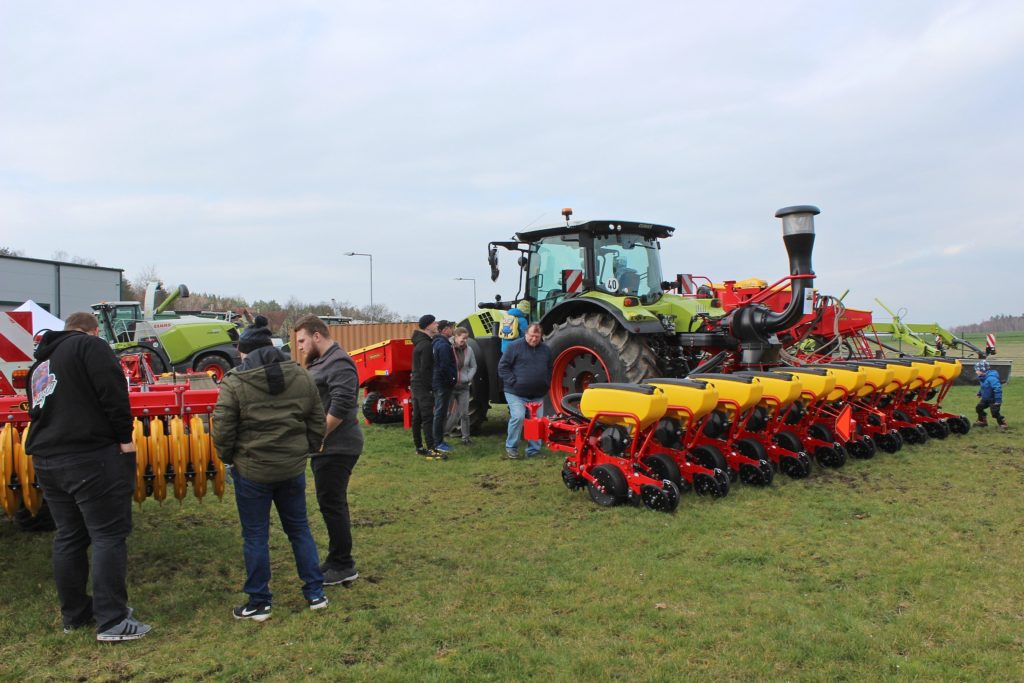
0, 383, 1021, 681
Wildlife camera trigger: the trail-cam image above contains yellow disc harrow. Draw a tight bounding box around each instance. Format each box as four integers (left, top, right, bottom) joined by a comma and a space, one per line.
0, 424, 21, 516
147, 421, 168, 503
168, 417, 189, 501
132, 418, 150, 504
189, 415, 209, 499
16, 426, 43, 516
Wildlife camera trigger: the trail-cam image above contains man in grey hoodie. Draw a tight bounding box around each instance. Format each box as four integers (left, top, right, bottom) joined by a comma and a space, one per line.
293, 315, 364, 587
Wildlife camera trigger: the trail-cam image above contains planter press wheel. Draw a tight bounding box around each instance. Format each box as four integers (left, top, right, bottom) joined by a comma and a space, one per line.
948, 416, 970, 435
587, 464, 628, 507
642, 453, 683, 490
689, 444, 731, 497
734, 438, 774, 486
640, 480, 680, 513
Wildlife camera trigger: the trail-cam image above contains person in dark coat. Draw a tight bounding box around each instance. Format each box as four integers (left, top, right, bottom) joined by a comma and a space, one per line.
25, 312, 151, 641
293, 315, 364, 588
431, 320, 458, 455
497, 323, 552, 459
410, 314, 439, 457
213, 316, 328, 621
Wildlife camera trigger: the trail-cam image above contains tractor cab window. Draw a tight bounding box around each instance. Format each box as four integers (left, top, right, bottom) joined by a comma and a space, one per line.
593, 234, 663, 303
527, 235, 584, 319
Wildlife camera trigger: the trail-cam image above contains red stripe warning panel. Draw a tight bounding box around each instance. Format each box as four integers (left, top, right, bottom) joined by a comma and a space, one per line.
986, 334, 996, 350
562, 269, 584, 294
0, 312, 34, 362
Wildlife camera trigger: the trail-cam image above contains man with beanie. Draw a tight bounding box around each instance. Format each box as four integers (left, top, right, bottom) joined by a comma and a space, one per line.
292, 315, 364, 587
411, 314, 439, 458
26, 312, 152, 641
214, 315, 328, 620
431, 320, 458, 455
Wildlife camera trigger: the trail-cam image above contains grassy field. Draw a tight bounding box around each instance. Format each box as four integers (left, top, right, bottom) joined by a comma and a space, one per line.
960, 331, 1023, 377
1, 382, 1021, 682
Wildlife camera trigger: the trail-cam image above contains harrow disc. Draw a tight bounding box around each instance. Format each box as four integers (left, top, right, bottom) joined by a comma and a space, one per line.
189, 416, 209, 499
147, 425, 168, 503
16, 427, 43, 516
0, 424, 20, 517
168, 418, 189, 501
132, 419, 148, 503
640, 481, 680, 513
208, 423, 226, 499
587, 464, 628, 507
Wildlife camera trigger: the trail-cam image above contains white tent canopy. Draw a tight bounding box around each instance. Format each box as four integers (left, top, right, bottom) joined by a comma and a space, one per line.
13, 300, 65, 335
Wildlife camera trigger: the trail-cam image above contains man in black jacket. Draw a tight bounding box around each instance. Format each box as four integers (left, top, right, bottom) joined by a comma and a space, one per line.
25, 312, 151, 641
293, 315, 364, 588
410, 314, 439, 458
497, 323, 552, 459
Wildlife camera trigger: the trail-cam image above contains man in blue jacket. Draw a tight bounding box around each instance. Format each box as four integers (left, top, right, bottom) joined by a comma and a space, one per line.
431, 320, 458, 455
974, 360, 1007, 431
497, 323, 552, 459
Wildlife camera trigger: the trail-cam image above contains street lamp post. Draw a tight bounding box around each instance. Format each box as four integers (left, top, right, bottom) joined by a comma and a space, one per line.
344, 252, 374, 319
454, 277, 477, 312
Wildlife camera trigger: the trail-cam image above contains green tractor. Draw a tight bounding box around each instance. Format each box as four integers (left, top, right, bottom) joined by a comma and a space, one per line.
92, 282, 241, 381
459, 206, 820, 429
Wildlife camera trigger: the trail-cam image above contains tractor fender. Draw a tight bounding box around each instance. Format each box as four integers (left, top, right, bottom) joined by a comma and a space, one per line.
539, 298, 665, 336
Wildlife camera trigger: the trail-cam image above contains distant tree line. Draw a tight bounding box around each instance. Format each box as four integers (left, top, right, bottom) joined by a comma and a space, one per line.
951, 314, 1024, 335
121, 267, 405, 337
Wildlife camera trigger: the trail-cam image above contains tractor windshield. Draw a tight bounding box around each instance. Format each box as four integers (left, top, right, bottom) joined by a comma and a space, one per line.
527, 235, 585, 319
593, 234, 663, 303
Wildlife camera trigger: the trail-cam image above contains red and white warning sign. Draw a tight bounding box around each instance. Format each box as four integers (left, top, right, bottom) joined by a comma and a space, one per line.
562, 269, 584, 294
987, 333, 996, 350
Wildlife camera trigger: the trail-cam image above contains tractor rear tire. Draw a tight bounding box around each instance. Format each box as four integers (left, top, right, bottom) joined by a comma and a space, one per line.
545, 312, 659, 413
194, 354, 232, 382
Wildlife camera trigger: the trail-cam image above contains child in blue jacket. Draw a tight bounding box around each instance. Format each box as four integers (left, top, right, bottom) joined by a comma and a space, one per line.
974, 360, 1008, 431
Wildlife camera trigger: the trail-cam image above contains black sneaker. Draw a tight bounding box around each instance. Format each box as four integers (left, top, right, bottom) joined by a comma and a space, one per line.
232, 602, 272, 622
96, 615, 152, 641
308, 596, 329, 611
415, 447, 429, 456
323, 568, 359, 587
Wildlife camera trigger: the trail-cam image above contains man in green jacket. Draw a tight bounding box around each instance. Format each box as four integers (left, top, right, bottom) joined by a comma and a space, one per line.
212, 316, 327, 622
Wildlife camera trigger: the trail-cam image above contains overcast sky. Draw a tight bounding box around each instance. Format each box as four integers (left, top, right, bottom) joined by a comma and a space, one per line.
2, 1, 1022, 327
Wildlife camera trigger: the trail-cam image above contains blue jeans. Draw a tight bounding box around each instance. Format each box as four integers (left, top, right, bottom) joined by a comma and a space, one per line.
231, 469, 324, 605
33, 445, 135, 632
504, 392, 545, 455
433, 386, 454, 446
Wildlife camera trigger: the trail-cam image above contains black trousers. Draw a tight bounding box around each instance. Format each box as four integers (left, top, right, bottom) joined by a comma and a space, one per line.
411, 387, 435, 450
976, 399, 1005, 424
310, 453, 359, 572
33, 446, 135, 632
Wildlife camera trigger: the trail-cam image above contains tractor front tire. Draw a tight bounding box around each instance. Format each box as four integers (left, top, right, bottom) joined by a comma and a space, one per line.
545, 312, 659, 413
194, 354, 232, 382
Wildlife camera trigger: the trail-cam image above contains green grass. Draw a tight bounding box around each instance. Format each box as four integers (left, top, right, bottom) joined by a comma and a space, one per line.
1, 383, 1021, 682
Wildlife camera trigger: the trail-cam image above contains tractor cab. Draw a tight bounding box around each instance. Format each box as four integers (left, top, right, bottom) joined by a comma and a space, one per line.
92, 301, 161, 347
495, 216, 673, 320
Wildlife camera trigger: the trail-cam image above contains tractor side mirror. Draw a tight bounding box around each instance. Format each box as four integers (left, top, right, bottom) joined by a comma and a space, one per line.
488, 245, 499, 282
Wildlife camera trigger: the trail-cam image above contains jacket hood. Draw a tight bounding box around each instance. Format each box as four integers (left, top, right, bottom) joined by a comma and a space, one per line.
232, 347, 295, 396
34, 330, 81, 361
412, 329, 432, 346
